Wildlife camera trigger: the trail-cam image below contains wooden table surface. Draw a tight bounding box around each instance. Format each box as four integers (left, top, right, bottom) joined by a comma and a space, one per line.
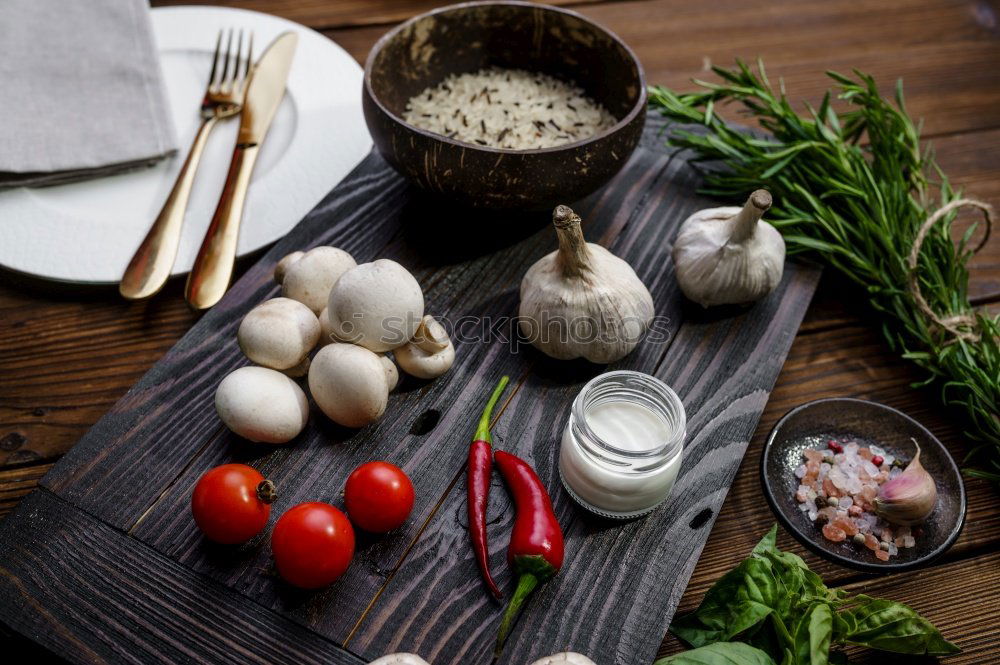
2, 0, 998, 662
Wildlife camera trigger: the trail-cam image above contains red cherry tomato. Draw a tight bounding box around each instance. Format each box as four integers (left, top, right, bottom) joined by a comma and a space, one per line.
344, 461, 415, 533
191, 463, 276, 544
271, 502, 355, 588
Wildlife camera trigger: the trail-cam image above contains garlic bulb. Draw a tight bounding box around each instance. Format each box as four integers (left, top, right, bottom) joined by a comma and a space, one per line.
874, 442, 937, 525
672, 190, 785, 307
519, 205, 654, 364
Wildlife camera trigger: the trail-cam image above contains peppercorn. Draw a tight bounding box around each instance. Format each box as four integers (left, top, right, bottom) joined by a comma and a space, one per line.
827, 440, 843, 453
871, 454, 884, 467
827, 496, 839, 507
853, 533, 866, 546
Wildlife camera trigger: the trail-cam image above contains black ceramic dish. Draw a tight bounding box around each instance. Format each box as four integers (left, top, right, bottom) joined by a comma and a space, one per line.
761, 398, 966, 573
362, 1, 646, 210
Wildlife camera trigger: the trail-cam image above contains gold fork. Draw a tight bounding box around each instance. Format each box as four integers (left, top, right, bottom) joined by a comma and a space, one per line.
119, 29, 253, 300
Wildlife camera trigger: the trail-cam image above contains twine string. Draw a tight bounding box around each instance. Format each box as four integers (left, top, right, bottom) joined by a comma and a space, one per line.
908, 198, 994, 343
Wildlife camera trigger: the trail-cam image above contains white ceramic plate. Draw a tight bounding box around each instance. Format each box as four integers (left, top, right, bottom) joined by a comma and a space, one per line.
0, 6, 371, 284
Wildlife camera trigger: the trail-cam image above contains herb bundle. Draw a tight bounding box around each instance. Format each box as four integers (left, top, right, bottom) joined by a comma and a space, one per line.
654, 525, 958, 665
648, 61, 999, 480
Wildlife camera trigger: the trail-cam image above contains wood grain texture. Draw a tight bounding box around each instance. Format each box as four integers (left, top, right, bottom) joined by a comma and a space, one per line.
0, 489, 366, 665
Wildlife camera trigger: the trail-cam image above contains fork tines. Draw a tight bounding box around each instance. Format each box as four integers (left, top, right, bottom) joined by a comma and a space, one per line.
207, 28, 253, 94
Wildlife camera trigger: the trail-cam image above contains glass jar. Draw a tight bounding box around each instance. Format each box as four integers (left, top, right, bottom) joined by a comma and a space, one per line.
559, 370, 686, 519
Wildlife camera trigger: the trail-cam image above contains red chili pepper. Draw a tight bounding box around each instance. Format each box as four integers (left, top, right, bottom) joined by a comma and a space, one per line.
493, 449, 565, 655
467, 375, 509, 599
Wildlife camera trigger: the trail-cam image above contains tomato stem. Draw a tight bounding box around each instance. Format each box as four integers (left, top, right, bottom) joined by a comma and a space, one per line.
256, 479, 277, 504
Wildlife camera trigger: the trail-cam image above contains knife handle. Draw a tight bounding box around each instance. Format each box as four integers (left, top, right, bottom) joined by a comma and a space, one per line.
120, 116, 219, 300
185, 142, 260, 310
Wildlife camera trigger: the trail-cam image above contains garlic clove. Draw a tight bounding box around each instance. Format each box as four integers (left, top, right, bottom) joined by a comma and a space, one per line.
518, 205, 654, 364
672, 189, 785, 307
874, 442, 938, 526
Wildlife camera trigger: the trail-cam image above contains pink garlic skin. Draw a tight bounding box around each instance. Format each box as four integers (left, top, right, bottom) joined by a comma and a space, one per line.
874, 447, 937, 526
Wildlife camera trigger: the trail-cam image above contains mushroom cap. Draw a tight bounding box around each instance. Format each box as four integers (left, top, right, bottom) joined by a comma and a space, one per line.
327, 259, 424, 352
215, 366, 309, 444
529, 654, 598, 665
237, 298, 320, 370
282, 246, 357, 313
318, 307, 337, 346
379, 354, 400, 391
308, 343, 389, 428
273, 251, 305, 285
368, 655, 430, 665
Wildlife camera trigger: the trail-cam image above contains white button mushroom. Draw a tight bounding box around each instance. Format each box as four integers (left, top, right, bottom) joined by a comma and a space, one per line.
237, 298, 321, 371
368, 655, 430, 665
308, 343, 390, 428
273, 250, 304, 285
395, 315, 455, 379
281, 246, 357, 313
318, 307, 337, 346
326, 259, 424, 352
280, 357, 310, 378
379, 354, 400, 391
530, 654, 598, 665
215, 366, 309, 444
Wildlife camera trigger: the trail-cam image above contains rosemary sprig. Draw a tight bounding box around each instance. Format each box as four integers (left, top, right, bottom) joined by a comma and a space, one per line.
649, 60, 1000, 480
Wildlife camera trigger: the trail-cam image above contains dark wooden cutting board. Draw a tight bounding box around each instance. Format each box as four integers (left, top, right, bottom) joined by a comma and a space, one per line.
0, 120, 820, 665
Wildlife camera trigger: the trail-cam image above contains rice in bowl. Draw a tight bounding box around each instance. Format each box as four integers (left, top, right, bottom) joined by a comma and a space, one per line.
403, 67, 616, 150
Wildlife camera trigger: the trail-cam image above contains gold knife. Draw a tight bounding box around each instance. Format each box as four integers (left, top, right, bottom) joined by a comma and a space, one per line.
185, 32, 298, 310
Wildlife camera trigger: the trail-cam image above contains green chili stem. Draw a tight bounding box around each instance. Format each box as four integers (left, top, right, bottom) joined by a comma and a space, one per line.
474, 375, 509, 443
494, 572, 539, 656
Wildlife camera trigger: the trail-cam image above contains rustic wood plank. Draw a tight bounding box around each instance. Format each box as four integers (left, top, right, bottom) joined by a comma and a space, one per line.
151, 0, 607, 30
0, 462, 51, 519
0, 489, 366, 665
19, 130, 818, 664
126, 147, 699, 642
659, 548, 1000, 663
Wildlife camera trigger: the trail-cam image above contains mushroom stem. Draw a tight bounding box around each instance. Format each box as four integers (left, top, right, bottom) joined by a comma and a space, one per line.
729, 189, 772, 244
412, 315, 450, 353
553, 205, 593, 278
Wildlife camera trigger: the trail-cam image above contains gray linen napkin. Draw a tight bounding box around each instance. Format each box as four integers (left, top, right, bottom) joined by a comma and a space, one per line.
0, 0, 176, 188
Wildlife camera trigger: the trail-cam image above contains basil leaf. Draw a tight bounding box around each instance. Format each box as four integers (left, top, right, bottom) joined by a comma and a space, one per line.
671, 556, 778, 646
792, 603, 832, 665
653, 642, 779, 665
836, 595, 960, 655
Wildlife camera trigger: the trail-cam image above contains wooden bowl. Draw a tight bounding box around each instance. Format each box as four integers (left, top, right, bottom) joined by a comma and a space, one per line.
362, 1, 646, 210
761, 398, 966, 573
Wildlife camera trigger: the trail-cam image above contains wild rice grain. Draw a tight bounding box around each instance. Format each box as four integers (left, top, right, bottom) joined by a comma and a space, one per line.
404, 67, 615, 149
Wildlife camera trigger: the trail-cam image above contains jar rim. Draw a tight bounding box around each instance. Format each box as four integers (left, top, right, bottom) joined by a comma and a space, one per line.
571, 370, 686, 460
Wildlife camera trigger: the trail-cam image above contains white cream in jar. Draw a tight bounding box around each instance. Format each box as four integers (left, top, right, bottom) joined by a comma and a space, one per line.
559, 370, 685, 518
